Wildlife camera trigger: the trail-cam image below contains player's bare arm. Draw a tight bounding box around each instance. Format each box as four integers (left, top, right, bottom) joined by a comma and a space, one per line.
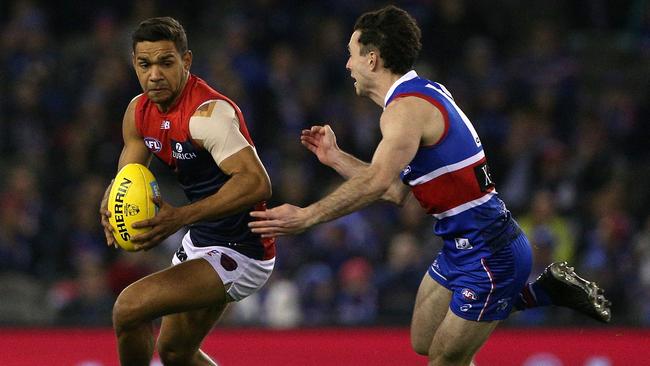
301, 124, 411, 205
300, 124, 358, 177
306, 97, 436, 221
250, 97, 442, 236
131, 100, 271, 250
177, 146, 270, 223
100, 95, 152, 248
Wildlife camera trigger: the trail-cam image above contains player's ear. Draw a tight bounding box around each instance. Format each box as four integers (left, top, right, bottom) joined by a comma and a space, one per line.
368, 50, 378, 71
182, 50, 193, 71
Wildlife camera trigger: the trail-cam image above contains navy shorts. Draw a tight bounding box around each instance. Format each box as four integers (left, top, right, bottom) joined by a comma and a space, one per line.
428, 233, 532, 321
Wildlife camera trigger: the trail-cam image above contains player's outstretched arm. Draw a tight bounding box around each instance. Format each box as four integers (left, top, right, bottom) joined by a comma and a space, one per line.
301, 124, 364, 179
250, 98, 428, 237
301, 124, 411, 205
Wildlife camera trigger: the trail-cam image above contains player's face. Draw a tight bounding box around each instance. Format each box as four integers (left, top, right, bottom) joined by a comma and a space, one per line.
346, 31, 371, 97
133, 40, 192, 108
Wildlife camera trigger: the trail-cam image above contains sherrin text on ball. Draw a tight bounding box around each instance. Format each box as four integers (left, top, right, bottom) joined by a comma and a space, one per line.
107, 163, 160, 251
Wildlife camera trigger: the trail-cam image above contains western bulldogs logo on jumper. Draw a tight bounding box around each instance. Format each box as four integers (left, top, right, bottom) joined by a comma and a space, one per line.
171, 140, 198, 161
144, 137, 162, 153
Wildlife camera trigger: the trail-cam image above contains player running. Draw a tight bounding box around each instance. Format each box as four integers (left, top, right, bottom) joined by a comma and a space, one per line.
249, 6, 610, 366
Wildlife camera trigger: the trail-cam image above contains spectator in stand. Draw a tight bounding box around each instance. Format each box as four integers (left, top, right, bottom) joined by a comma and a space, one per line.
376, 232, 427, 324
336, 257, 377, 325
519, 189, 576, 270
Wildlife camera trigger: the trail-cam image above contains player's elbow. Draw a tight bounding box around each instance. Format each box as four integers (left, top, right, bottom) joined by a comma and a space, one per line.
382, 183, 411, 206
382, 190, 407, 206
251, 171, 272, 202
364, 166, 393, 196
364, 175, 392, 200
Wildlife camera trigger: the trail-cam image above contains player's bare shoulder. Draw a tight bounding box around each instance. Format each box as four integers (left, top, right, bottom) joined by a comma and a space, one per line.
128, 93, 145, 110
122, 93, 145, 132
386, 95, 441, 119
382, 96, 444, 145
123, 93, 145, 121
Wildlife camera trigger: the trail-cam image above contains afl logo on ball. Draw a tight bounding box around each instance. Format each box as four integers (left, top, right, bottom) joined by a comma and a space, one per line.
144, 137, 162, 153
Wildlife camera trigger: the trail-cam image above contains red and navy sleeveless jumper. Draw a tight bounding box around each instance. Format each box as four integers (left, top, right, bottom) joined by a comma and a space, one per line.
135, 74, 275, 260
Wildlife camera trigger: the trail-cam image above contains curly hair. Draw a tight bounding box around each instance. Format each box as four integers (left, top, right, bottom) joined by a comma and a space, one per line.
132, 17, 188, 54
353, 5, 422, 75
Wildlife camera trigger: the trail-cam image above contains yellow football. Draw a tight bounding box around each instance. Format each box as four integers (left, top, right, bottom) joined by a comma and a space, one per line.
107, 163, 160, 251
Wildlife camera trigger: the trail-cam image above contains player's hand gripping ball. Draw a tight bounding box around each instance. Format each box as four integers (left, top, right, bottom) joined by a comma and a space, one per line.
107, 163, 160, 251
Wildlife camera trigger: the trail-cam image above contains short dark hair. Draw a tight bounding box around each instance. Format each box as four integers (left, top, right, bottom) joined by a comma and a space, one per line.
353, 5, 422, 75
132, 17, 188, 54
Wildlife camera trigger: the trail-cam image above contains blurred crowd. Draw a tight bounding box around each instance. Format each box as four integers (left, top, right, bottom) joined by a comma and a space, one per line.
1, 0, 649, 328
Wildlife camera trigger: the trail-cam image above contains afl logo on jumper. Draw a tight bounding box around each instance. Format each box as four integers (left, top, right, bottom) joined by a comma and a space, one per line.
144, 137, 162, 153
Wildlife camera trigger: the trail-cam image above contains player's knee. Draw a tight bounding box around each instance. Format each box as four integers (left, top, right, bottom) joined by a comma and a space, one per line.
157, 342, 194, 366
411, 336, 430, 356
428, 343, 471, 366
112, 288, 145, 334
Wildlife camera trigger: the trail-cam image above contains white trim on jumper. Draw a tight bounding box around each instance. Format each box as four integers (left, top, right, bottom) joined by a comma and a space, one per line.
408, 150, 485, 186
432, 191, 497, 220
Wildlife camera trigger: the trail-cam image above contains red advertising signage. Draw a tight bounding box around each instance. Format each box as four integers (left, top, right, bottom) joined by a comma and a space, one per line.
0, 328, 647, 365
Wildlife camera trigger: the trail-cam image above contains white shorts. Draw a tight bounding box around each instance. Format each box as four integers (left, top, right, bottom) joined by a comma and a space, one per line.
171, 231, 275, 302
